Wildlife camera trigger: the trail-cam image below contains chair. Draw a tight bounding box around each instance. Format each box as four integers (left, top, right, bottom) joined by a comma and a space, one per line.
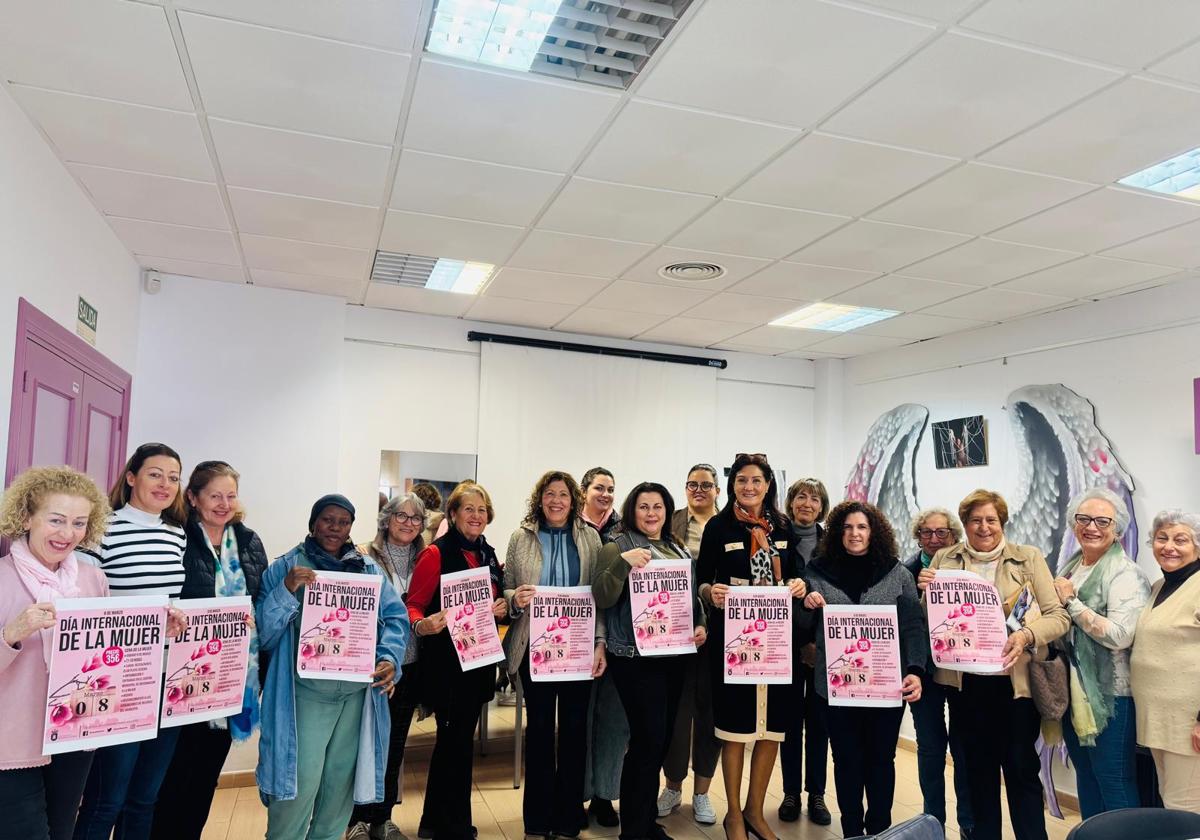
1066, 807, 1200, 840
872, 814, 945, 839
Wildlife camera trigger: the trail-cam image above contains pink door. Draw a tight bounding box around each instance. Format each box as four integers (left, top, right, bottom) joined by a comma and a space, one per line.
13, 339, 82, 473
80, 373, 124, 492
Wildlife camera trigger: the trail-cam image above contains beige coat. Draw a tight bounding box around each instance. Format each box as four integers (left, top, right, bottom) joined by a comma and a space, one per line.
1130, 571, 1200, 755
502, 518, 605, 676
930, 540, 1070, 699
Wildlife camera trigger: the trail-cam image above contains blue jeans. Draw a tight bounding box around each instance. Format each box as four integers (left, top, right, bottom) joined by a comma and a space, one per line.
73, 728, 181, 840
909, 674, 973, 830
1063, 695, 1139, 819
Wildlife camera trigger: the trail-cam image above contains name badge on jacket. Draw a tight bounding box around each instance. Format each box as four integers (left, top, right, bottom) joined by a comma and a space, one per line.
724, 542, 744, 552
774, 540, 789, 549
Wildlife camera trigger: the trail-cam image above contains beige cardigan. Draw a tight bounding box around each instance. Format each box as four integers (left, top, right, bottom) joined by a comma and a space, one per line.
502, 518, 605, 676
1130, 571, 1200, 755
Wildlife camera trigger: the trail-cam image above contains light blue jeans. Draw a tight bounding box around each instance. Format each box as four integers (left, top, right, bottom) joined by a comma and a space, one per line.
1062, 695, 1139, 819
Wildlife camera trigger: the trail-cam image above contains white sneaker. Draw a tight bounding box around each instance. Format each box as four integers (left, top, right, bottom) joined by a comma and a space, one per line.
692, 793, 716, 825
657, 787, 682, 817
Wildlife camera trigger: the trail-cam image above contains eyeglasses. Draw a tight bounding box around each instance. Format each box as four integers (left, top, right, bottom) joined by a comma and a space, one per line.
392, 512, 422, 524
686, 481, 716, 492
1074, 514, 1114, 529
918, 528, 951, 539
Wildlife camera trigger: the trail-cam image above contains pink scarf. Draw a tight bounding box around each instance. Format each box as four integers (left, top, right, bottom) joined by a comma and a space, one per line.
11, 538, 81, 665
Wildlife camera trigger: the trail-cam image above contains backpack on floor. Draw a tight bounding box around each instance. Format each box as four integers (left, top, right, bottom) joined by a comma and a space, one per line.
872, 814, 945, 840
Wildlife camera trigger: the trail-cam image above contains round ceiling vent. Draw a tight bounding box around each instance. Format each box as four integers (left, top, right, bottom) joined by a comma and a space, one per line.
657, 261, 726, 283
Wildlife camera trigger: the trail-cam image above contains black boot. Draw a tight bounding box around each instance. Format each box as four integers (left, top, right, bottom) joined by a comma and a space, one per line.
807, 793, 832, 826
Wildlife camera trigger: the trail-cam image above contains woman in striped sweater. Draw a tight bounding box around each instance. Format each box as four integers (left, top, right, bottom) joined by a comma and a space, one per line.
73, 443, 188, 840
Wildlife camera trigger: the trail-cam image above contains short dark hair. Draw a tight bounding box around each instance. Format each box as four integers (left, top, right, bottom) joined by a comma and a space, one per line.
581, 467, 614, 492
523, 470, 582, 526
619, 481, 681, 547
687, 463, 718, 482
819, 500, 899, 567
722, 453, 784, 528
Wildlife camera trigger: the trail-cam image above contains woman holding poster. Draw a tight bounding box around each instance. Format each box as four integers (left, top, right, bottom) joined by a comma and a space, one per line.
406, 482, 507, 840
504, 470, 605, 839
594, 482, 706, 840
802, 500, 925, 839
0, 467, 111, 840
697, 453, 805, 840
256, 494, 410, 840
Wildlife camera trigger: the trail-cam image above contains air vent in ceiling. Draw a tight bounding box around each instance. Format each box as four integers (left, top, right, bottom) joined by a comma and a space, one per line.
371, 250, 494, 294
657, 261, 725, 283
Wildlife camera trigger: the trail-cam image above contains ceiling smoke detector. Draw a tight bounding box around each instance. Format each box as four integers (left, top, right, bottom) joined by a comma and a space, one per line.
657, 261, 726, 283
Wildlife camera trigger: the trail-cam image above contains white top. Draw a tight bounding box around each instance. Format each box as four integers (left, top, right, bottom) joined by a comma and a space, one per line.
91, 505, 186, 597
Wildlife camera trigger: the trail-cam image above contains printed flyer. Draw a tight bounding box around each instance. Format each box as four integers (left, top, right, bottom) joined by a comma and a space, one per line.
43, 595, 168, 755
723, 586, 792, 685
297, 572, 381, 682
628, 559, 695, 656
441, 566, 505, 672
161, 596, 253, 728
925, 570, 1007, 673
823, 604, 903, 708
528, 586, 596, 682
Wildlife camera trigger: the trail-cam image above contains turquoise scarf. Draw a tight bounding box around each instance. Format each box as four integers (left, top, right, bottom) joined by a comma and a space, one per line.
208, 526, 260, 740
1060, 542, 1122, 746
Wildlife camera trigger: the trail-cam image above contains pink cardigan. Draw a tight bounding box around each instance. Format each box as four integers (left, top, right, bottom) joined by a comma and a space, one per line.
0, 554, 110, 769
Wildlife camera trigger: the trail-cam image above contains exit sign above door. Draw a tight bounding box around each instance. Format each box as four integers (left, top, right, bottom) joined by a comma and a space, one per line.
77, 296, 98, 345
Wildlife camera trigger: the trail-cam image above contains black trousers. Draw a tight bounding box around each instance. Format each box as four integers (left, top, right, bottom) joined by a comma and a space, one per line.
780, 664, 828, 796
824, 701, 904, 838
0, 751, 94, 840
421, 682, 484, 840
149, 723, 233, 840
352, 662, 421, 827
949, 675, 1047, 840
607, 654, 686, 840
519, 654, 591, 834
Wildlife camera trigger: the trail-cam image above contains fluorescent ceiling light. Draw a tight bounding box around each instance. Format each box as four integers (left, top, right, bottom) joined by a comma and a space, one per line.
1120, 147, 1200, 200
770, 302, 899, 332
427, 0, 561, 71
425, 258, 495, 294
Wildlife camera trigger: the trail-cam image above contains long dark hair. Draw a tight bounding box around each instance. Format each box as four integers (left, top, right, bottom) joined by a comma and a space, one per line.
819, 500, 898, 569
110, 442, 186, 527
618, 481, 683, 549
722, 453, 784, 529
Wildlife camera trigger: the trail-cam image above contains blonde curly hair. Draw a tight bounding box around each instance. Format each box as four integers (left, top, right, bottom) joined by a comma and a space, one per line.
0, 466, 111, 546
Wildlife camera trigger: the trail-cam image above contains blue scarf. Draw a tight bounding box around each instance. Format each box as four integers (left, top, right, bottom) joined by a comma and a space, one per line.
208, 525, 259, 740
303, 536, 366, 573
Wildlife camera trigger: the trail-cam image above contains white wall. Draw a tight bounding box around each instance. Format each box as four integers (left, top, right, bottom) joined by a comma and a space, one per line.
0, 82, 141, 477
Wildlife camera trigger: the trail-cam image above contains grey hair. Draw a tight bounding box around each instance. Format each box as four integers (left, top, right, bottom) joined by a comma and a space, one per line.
1067, 487, 1130, 536
910, 507, 964, 543
371, 492, 427, 559
1149, 509, 1200, 548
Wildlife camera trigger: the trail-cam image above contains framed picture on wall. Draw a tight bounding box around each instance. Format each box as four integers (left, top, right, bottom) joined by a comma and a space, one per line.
932, 415, 988, 469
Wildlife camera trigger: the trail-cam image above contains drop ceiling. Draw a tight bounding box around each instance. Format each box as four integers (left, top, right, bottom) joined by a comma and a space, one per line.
4, 0, 1200, 359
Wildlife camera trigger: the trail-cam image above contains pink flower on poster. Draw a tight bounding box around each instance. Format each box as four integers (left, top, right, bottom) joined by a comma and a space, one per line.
49, 704, 73, 726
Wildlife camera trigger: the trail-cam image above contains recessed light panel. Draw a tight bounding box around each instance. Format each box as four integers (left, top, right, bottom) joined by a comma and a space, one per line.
770, 302, 899, 332
1120, 147, 1200, 200
371, 250, 495, 294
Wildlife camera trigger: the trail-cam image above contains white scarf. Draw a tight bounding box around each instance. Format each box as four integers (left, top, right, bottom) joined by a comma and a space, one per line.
963, 536, 1007, 567
11, 537, 82, 665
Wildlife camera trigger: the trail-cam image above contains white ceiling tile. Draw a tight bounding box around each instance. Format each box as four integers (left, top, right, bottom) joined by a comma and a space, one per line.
538, 178, 712, 243
464, 296, 577, 330
210, 118, 391, 205
829, 274, 977, 311
921, 287, 1072, 319
853, 312, 993, 340
729, 261, 877, 301
719, 325, 830, 351
982, 78, 1200, 184
853, 0, 979, 22
993, 187, 1200, 252
554, 307, 666, 340
404, 60, 618, 171
69, 164, 227, 229
136, 255, 245, 285
1151, 40, 1200, 86
805, 333, 911, 356
363, 283, 475, 316
777, 348, 848, 359
391, 151, 562, 227
483, 268, 611, 306
682, 293, 805, 324
901, 238, 1079, 286
998, 255, 1180, 297
636, 0, 932, 126
1094, 271, 1189, 299
592, 281, 713, 316
709, 341, 789, 356
868, 163, 1095, 234
0, 0, 191, 109
227, 188, 378, 249
380, 211, 525, 264
241, 234, 371, 279
732, 133, 957, 217
107, 217, 238, 264
1100, 219, 1200, 267
621, 247, 771, 291
250, 268, 364, 300
823, 33, 1118, 156
176, 0, 422, 52
506, 231, 652, 277
578, 100, 798, 195
790, 220, 970, 273
669, 200, 849, 260
635, 317, 753, 346
961, 0, 1200, 68
12, 86, 213, 179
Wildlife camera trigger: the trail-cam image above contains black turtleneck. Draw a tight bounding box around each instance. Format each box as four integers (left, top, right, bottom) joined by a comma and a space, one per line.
1153, 559, 1200, 608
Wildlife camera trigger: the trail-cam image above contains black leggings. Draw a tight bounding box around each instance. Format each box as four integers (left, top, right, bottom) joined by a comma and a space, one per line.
0, 751, 94, 840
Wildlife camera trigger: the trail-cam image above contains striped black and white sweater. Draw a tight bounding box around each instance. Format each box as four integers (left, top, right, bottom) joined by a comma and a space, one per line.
91, 505, 187, 597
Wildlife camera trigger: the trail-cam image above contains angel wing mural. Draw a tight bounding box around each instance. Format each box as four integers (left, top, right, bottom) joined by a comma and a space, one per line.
845, 384, 1137, 572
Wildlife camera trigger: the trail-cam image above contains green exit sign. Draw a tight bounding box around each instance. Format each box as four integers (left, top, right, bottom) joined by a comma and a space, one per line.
77, 296, 98, 345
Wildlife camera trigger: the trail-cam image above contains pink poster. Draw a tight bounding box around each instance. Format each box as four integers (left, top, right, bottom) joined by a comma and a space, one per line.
723, 587, 792, 685
441, 566, 505, 672
925, 570, 1007, 673
628, 559, 695, 656
43, 595, 168, 755
528, 586, 596, 682
823, 604, 903, 708
161, 596, 253, 728
297, 572, 382, 683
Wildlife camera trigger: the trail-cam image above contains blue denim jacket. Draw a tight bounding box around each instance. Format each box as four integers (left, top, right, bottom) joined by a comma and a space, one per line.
255, 543, 411, 805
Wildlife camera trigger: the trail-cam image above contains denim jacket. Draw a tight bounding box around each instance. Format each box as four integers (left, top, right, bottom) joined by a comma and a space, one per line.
255, 543, 411, 805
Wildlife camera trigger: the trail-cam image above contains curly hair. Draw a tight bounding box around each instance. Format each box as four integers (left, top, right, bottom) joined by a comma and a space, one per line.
819, 500, 899, 567
412, 482, 443, 512
0, 466, 111, 546
523, 470, 582, 526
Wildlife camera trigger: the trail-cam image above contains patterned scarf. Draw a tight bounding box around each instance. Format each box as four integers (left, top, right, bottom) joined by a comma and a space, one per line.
206, 526, 260, 740
733, 504, 781, 585
1060, 542, 1122, 745
12, 538, 82, 666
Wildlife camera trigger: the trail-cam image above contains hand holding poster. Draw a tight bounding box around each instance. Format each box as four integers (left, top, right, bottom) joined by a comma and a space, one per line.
723, 587, 791, 685
297, 572, 381, 682
628, 559, 695, 656
528, 586, 596, 682
823, 604, 903, 708
43, 595, 168, 755
925, 570, 1007, 673
441, 566, 505, 672
161, 596, 252, 727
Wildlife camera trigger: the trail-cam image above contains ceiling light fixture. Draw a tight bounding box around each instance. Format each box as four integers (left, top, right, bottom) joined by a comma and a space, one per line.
770, 302, 899, 332
1119, 147, 1200, 200
371, 250, 495, 294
